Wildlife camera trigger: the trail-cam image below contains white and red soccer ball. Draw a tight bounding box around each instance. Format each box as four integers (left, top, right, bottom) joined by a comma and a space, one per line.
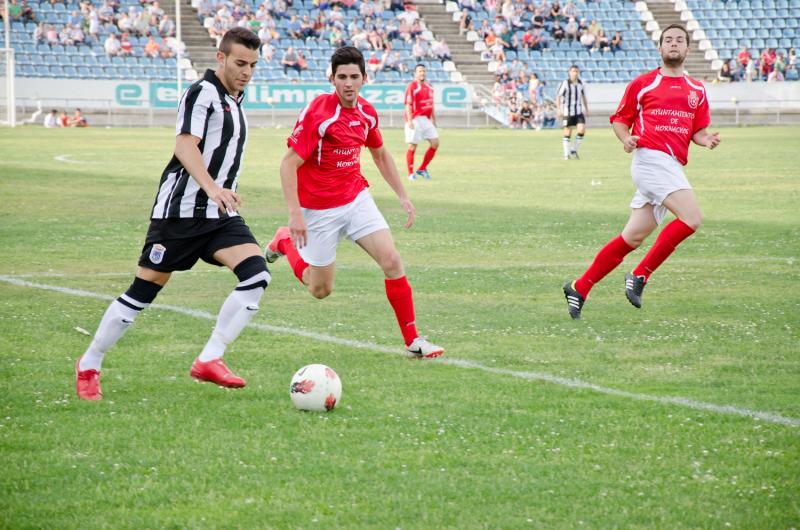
289, 364, 342, 412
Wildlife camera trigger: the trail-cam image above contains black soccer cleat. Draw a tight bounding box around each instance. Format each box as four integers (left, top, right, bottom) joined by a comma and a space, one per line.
563, 281, 586, 320
625, 272, 647, 308
570, 150, 580, 160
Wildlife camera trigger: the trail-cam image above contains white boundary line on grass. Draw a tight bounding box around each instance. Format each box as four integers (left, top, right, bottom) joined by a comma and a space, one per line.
2, 274, 798, 428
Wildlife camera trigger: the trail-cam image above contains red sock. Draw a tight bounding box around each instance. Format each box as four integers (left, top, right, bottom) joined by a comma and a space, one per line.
278, 237, 309, 283
418, 147, 437, 171
385, 276, 418, 346
406, 148, 415, 175
633, 219, 695, 280
575, 235, 636, 297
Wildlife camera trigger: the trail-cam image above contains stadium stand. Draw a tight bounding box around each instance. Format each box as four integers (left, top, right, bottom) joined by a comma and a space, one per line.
4, 0, 188, 79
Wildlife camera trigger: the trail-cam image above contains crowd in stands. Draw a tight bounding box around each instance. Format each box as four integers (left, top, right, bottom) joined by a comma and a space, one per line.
8, 0, 184, 61
718, 45, 798, 81
195, 0, 453, 79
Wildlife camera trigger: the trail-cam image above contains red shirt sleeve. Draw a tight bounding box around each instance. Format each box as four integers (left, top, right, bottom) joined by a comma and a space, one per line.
287, 104, 321, 161
365, 107, 383, 148
405, 84, 413, 106
693, 88, 711, 134
610, 77, 640, 127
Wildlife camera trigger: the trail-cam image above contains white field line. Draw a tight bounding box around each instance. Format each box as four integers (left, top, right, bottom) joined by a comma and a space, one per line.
53, 154, 86, 164
1, 255, 795, 280
1, 274, 798, 428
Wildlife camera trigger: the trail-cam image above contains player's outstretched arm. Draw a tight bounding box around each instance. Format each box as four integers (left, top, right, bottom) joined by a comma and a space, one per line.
279, 148, 308, 248
175, 133, 241, 213
369, 145, 416, 229
611, 121, 639, 153
691, 128, 721, 150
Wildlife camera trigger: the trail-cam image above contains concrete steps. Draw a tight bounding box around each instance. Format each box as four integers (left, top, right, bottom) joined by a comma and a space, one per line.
644, 0, 715, 79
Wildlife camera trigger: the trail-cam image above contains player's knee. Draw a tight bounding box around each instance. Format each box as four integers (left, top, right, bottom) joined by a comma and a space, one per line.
309, 284, 332, 299
621, 232, 646, 248
430, 139, 440, 149
379, 250, 404, 276
681, 213, 702, 231
407, 144, 417, 151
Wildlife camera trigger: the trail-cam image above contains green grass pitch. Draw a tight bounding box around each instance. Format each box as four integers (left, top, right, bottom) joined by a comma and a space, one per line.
0, 125, 798, 528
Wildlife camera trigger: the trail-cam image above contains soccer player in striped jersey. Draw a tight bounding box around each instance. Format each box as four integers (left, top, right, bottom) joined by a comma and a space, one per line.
75, 28, 267, 400
556, 65, 588, 160
265, 47, 445, 358
563, 24, 721, 319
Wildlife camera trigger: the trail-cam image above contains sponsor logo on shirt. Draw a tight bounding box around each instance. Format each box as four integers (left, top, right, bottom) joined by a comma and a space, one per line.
348, 120, 362, 127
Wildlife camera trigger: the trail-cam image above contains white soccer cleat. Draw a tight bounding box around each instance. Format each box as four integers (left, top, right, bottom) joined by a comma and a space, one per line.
408, 173, 417, 181
406, 337, 445, 359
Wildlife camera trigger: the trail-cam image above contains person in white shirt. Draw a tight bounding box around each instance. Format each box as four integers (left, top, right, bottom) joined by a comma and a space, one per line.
104, 33, 121, 56
43, 109, 59, 128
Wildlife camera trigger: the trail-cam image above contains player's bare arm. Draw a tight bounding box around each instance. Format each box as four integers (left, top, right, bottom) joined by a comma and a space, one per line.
431, 106, 437, 127
691, 128, 721, 150
612, 121, 639, 152
581, 93, 589, 116
369, 145, 416, 229
555, 95, 562, 119
279, 148, 308, 248
175, 133, 241, 213
405, 103, 415, 128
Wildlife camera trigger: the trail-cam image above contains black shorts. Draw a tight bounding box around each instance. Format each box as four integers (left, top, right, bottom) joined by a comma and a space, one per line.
562, 114, 586, 127
138, 216, 260, 272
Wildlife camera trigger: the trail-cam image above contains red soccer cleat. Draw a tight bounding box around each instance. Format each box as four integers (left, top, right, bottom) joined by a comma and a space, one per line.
75, 357, 103, 401
265, 226, 291, 263
190, 358, 246, 388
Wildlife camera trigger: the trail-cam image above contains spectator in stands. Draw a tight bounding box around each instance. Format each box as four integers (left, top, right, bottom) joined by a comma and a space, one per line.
508, 94, 521, 128
98, 0, 115, 24
760, 48, 775, 80
383, 50, 408, 73
44, 109, 59, 128
532, 104, 544, 130
208, 15, 225, 43
117, 12, 132, 33
596, 29, 609, 52
44, 24, 58, 44
549, 0, 562, 22
788, 48, 797, 72
501, 0, 514, 24
563, 0, 579, 20
551, 20, 565, 42
144, 35, 161, 57
159, 14, 175, 37
6, 0, 22, 20
133, 8, 152, 35
460, 0, 477, 11
286, 14, 302, 39
119, 31, 133, 55
579, 29, 595, 51
528, 72, 541, 103
432, 38, 452, 62
611, 31, 623, 53
520, 101, 533, 129
367, 51, 382, 74
531, 8, 545, 30
19, 0, 35, 22
281, 46, 301, 74
717, 61, 733, 83
296, 50, 308, 72
745, 54, 756, 81
565, 17, 578, 42
104, 32, 121, 56
543, 103, 556, 128
68, 108, 89, 128
260, 40, 274, 61
59, 111, 70, 128
412, 34, 430, 61
71, 23, 86, 46
729, 58, 743, 82
588, 19, 601, 37
67, 9, 81, 26
33, 22, 45, 43
768, 52, 786, 82
149, 1, 164, 19
59, 24, 74, 45
458, 8, 473, 35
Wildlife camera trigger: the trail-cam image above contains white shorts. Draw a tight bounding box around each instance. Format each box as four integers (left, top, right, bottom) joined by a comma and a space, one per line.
630, 148, 692, 224
404, 116, 439, 145
298, 188, 390, 267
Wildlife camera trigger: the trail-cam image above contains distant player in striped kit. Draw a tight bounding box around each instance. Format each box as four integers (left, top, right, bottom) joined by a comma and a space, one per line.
265, 47, 444, 358
556, 65, 588, 160
75, 28, 266, 400
563, 24, 721, 319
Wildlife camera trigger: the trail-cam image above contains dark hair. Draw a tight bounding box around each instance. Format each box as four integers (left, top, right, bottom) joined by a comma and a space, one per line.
331, 46, 366, 76
659, 24, 690, 46
415, 63, 426, 70
569, 64, 580, 70
219, 26, 260, 54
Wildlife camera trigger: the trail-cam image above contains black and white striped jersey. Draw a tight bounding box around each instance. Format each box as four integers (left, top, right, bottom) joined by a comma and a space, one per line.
557, 78, 587, 117
150, 69, 248, 220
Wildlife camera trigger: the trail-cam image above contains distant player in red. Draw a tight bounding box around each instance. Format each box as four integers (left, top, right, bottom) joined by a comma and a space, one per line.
266, 47, 444, 358
404, 64, 440, 181
563, 24, 721, 319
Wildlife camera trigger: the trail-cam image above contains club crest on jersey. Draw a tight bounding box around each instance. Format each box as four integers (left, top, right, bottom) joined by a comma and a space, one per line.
688, 91, 699, 109
149, 244, 166, 264
348, 120, 362, 127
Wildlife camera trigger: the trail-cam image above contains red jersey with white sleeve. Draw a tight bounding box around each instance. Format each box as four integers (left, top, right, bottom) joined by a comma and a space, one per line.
287, 93, 384, 210
610, 68, 710, 166
405, 80, 434, 119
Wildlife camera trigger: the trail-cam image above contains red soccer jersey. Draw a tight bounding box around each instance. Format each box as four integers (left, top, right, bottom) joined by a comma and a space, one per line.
288, 93, 383, 210
405, 80, 434, 119
610, 68, 710, 166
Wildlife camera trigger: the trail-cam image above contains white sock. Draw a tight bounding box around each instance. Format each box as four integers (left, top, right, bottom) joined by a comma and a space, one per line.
198, 271, 269, 362
573, 134, 584, 153
80, 297, 143, 371
563, 137, 571, 157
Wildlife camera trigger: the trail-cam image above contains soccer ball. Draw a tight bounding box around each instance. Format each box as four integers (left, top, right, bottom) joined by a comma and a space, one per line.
289, 364, 342, 412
